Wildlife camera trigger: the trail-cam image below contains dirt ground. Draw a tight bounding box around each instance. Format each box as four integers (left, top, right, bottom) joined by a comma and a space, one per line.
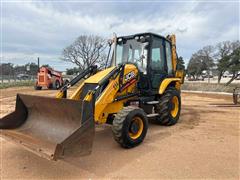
0, 86, 239, 179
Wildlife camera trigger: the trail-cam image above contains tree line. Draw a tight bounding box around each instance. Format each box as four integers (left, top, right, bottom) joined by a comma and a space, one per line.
0, 63, 50, 76
187, 40, 240, 85
62, 35, 239, 85
2, 35, 238, 86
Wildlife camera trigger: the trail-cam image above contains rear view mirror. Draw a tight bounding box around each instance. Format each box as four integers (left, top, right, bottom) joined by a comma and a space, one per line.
140, 36, 146, 43
107, 39, 113, 46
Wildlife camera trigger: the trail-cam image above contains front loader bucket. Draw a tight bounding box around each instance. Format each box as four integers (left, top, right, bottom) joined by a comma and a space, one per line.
0, 94, 95, 160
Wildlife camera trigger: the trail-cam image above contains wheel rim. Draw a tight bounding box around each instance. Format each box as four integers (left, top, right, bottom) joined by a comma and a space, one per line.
171, 96, 179, 118
128, 116, 144, 140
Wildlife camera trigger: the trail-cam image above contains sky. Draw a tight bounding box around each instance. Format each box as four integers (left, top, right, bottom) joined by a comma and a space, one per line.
1, 0, 239, 71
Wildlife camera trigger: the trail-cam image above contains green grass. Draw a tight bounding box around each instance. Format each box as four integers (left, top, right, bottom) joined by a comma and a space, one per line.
182, 82, 239, 93
0, 81, 35, 89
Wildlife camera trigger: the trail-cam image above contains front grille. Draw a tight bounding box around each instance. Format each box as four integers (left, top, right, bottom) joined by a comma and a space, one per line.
39, 75, 44, 82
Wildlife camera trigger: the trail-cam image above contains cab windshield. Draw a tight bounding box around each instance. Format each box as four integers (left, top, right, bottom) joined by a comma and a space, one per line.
115, 38, 149, 73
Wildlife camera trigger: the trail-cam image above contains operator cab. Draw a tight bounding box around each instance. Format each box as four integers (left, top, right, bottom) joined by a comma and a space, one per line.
111, 32, 174, 95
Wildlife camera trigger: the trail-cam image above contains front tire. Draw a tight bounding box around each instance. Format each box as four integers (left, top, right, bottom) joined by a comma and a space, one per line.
155, 87, 181, 126
112, 106, 148, 148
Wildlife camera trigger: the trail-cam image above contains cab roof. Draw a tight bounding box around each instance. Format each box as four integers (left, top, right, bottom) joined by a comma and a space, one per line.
117, 32, 171, 43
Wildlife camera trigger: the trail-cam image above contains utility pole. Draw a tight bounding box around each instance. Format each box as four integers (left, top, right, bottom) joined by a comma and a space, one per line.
37, 57, 40, 68
37, 57, 40, 72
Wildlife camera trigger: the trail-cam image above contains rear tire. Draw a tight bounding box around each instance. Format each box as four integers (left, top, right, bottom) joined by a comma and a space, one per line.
112, 106, 148, 148
53, 80, 60, 90
155, 87, 181, 126
34, 85, 42, 90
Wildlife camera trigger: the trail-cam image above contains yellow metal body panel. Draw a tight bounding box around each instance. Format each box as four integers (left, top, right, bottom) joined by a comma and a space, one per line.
83, 91, 93, 102
168, 35, 177, 71
58, 64, 138, 124
159, 78, 181, 94
55, 90, 65, 99
55, 81, 85, 100
175, 81, 181, 90
95, 64, 138, 124
175, 70, 185, 84
69, 67, 117, 101
70, 81, 85, 100
84, 67, 115, 83
122, 64, 138, 84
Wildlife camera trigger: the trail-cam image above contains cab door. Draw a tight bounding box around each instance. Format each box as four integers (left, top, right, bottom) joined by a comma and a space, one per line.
165, 40, 174, 76
149, 37, 168, 89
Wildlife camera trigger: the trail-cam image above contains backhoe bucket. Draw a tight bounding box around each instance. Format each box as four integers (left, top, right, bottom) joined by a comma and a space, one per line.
0, 94, 95, 160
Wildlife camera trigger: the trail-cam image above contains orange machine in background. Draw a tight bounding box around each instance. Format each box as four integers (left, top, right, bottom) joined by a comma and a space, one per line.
35, 66, 64, 90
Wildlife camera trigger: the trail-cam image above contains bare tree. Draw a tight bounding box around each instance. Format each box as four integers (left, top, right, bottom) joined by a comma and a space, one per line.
62, 35, 108, 70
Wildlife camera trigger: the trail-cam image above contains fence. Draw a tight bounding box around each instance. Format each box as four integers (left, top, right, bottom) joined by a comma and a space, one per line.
0, 75, 37, 84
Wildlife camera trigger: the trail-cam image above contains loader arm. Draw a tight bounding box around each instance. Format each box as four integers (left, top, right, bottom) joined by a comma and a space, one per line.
56, 65, 98, 99
70, 63, 139, 124
90, 64, 139, 124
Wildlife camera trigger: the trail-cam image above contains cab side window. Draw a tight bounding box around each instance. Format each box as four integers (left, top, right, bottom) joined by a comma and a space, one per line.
116, 45, 123, 65
165, 41, 173, 75
151, 39, 165, 72
150, 37, 168, 89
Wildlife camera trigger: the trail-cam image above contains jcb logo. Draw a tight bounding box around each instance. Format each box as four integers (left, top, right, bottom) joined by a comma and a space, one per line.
125, 71, 135, 82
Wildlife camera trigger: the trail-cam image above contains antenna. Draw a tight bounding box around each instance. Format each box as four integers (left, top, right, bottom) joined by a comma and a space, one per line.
37, 57, 40, 71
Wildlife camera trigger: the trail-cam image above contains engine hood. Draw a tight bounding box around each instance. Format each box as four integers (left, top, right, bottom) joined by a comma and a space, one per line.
84, 66, 116, 84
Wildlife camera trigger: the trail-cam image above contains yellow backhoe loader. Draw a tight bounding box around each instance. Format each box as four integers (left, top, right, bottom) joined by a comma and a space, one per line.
0, 33, 184, 161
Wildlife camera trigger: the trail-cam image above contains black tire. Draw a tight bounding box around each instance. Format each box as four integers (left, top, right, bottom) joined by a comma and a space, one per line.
233, 94, 237, 105
112, 106, 148, 148
48, 83, 53, 89
53, 80, 60, 90
34, 85, 42, 90
233, 94, 240, 104
155, 87, 181, 126
64, 79, 70, 85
